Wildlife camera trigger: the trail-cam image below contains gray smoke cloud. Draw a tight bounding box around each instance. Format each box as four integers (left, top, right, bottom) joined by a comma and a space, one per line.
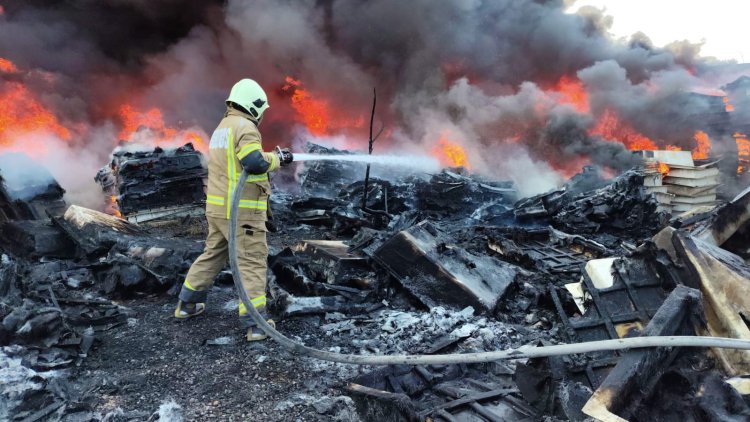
0, 0, 743, 199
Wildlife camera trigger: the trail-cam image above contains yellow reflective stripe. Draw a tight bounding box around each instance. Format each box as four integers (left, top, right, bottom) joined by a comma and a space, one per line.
226, 129, 235, 219
237, 143, 261, 160
238, 295, 267, 314
184, 280, 198, 291
206, 195, 225, 206
236, 172, 268, 183
239, 200, 267, 210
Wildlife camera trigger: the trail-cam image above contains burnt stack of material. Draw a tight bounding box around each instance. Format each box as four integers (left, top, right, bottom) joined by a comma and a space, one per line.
549, 170, 667, 236
95, 143, 206, 223
0, 153, 67, 222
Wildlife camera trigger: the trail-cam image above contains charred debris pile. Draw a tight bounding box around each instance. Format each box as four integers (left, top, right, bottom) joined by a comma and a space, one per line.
2, 143, 750, 421
95, 143, 207, 223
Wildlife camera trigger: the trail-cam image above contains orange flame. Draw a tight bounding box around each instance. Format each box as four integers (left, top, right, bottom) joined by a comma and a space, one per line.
665, 145, 682, 151
0, 58, 18, 73
110, 195, 122, 218
117, 104, 205, 149
282, 76, 364, 136
735, 133, 749, 174
724, 96, 735, 112
658, 162, 670, 174
433, 135, 470, 169
554, 76, 589, 113
0, 79, 72, 147
692, 130, 711, 160
591, 109, 658, 150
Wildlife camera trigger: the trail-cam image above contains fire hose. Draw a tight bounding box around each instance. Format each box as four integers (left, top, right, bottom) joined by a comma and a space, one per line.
229, 169, 750, 365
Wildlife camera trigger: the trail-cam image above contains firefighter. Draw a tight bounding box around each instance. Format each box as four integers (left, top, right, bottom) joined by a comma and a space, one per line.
174, 78, 293, 341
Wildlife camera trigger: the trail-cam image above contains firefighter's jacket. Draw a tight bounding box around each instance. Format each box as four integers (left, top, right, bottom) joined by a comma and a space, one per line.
205, 107, 279, 222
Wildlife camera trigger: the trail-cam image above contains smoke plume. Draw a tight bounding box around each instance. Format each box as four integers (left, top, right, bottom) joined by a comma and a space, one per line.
0, 0, 744, 198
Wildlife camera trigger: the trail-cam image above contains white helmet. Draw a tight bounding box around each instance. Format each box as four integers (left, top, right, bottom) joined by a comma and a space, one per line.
226, 79, 270, 123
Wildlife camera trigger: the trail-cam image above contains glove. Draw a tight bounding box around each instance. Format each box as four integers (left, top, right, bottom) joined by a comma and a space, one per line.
275, 146, 294, 166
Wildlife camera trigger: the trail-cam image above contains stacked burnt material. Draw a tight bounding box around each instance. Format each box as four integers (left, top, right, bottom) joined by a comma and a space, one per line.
95, 143, 206, 223
515, 168, 667, 238
0, 153, 72, 259
0, 153, 67, 223
639, 150, 720, 214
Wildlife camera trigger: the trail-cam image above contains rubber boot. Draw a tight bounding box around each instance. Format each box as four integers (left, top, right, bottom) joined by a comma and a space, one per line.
246, 319, 275, 342
174, 300, 205, 319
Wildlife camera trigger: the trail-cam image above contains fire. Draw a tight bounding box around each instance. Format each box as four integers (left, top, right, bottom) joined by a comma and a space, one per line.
282, 76, 364, 136
724, 96, 735, 112
117, 104, 205, 148
110, 195, 122, 218
433, 135, 470, 168
666, 145, 682, 151
0, 58, 18, 73
735, 133, 749, 174
658, 162, 670, 174
554, 76, 589, 113
0, 78, 72, 147
692, 130, 711, 160
591, 109, 658, 150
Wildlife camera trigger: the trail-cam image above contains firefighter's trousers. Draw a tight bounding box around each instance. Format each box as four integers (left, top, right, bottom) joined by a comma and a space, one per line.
178, 216, 268, 328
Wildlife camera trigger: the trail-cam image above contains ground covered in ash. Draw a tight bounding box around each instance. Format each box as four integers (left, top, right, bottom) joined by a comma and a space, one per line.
74, 223, 540, 421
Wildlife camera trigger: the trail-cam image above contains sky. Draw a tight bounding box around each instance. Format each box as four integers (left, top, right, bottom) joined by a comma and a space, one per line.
568, 0, 750, 62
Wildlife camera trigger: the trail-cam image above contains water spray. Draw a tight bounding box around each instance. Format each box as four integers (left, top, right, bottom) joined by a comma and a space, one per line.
292, 152, 441, 172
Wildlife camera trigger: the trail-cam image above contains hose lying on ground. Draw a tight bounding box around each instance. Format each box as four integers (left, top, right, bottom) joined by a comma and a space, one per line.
229, 170, 750, 365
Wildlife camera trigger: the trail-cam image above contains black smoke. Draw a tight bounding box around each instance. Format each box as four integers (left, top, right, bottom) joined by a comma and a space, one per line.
0, 0, 742, 196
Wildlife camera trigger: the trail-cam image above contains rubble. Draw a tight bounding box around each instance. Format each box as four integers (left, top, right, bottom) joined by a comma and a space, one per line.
373, 221, 520, 312
693, 185, 750, 251
1, 141, 750, 420
514, 168, 668, 237
551, 170, 668, 236
582, 285, 704, 421
95, 143, 206, 223
0, 219, 75, 259
674, 232, 750, 375
0, 153, 67, 222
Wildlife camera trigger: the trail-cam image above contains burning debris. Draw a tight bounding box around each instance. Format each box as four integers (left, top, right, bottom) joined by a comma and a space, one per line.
95, 143, 207, 223
2, 138, 750, 420
4, 1, 750, 420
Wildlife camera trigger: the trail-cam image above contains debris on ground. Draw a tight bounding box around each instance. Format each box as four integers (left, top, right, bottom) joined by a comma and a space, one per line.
2, 144, 750, 421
